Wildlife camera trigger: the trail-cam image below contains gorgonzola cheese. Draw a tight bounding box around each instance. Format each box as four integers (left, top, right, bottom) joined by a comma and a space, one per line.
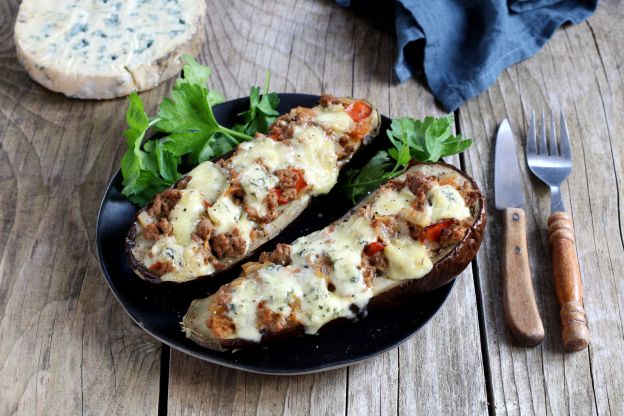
14, 0, 206, 98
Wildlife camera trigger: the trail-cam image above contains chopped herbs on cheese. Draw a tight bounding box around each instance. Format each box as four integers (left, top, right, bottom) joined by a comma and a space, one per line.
191, 165, 475, 341
131, 97, 377, 282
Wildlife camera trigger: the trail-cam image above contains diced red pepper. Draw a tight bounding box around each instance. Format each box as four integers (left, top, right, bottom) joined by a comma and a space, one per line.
345, 100, 372, 122
364, 241, 386, 256
273, 188, 289, 205
272, 170, 306, 205
293, 169, 307, 192
421, 220, 453, 242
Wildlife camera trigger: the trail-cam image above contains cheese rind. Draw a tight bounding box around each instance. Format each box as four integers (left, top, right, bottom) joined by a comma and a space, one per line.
14, 0, 206, 99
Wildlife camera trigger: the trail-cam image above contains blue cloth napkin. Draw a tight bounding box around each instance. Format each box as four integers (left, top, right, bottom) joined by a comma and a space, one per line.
338, 0, 597, 111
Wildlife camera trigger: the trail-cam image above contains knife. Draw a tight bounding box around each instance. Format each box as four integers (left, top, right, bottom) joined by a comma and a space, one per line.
495, 119, 545, 346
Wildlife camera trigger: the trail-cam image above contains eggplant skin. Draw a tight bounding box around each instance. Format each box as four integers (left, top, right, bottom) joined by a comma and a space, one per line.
182, 161, 486, 351
125, 97, 381, 284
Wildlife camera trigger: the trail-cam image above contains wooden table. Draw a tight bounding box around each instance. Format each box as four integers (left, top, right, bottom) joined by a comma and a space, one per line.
1, 0, 622, 414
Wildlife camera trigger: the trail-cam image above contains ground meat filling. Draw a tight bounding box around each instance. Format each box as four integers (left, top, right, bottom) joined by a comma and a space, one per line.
361, 249, 389, 287
245, 192, 278, 224
259, 243, 292, 266
176, 175, 192, 190
275, 167, 307, 202
147, 189, 182, 217
206, 287, 236, 337
319, 94, 342, 107
210, 228, 247, 259
439, 219, 472, 248
148, 259, 175, 276
267, 107, 316, 141
141, 189, 183, 241
256, 301, 289, 334
458, 180, 479, 211
405, 173, 435, 210
276, 168, 300, 199
246, 167, 307, 224
195, 217, 213, 241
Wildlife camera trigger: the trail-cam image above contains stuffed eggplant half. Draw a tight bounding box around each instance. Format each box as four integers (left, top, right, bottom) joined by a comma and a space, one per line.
182, 162, 486, 350
126, 95, 381, 283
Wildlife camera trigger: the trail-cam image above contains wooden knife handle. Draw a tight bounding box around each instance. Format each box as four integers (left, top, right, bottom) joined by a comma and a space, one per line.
502, 208, 545, 346
547, 212, 590, 351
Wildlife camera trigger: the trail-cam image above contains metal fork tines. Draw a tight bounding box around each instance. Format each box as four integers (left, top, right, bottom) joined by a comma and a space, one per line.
526, 110, 572, 213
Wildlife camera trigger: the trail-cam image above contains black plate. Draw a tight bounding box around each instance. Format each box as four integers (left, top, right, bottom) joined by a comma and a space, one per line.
96, 93, 455, 375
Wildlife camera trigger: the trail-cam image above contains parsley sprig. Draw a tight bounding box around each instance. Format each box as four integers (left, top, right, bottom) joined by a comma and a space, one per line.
343, 114, 472, 203
233, 73, 280, 136
120, 56, 279, 205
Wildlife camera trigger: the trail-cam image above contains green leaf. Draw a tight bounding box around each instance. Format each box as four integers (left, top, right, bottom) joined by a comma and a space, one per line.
155, 142, 181, 183
122, 170, 173, 205
176, 55, 224, 106
343, 151, 395, 203
121, 93, 150, 183
159, 132, 208, 157
157, 82, 221, 133
119, 58, 255, 205
235, 72, 280, 136
343, 113, 473, 200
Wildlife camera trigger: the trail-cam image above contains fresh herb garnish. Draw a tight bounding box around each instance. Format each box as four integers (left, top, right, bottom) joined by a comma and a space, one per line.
344, 114, 472, 203
233, 72, 280, 136
120, 55, 279, 205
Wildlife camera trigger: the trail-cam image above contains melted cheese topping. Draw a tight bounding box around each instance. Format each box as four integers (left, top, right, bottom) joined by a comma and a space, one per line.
384, 239, 433, 280
134, 101, 375, 282
207, 196, 242, 234
133, 162, 227, 282
198, 169, 474, 341
429, 185, 470, 222
231, 137, 291, 170
293, 126, 340, 195
313, 104, 355, 133
143, 237, 214, 283
185, 162, 228, 200
224, 213, 377, 340
169, 190, 206, 246
371, 187, 414, 216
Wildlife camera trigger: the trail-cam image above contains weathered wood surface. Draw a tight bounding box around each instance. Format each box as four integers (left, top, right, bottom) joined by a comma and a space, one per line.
167, 1, 487, 415
459, 0, 624, 413
0, 1, 163, 414
1, 0, 622, 414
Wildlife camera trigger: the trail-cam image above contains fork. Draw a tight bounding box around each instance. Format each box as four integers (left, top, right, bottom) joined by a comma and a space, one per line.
526, 110, 590, 352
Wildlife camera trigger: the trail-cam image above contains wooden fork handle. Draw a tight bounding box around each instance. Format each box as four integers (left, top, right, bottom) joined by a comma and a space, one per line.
548, 212, 590, 351
502, 208, 545, 346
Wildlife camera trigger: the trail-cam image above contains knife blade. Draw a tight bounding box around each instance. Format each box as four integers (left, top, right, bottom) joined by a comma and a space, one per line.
495, 119, 524, 210
495, 118, 544, 347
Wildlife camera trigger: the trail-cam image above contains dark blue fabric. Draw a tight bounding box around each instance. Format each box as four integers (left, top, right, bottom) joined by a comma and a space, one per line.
338, 0, 597, 111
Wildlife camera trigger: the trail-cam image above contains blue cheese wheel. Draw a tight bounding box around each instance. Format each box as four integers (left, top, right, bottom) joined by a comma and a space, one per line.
14, 0, 206, 99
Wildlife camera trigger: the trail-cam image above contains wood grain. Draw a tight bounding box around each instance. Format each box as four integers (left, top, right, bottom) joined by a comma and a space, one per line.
167, 1, 488, 415
458, 0, 624, 413
547, 212, 589, 351
2, 0, 622, 414
502, 208, 544, 346
0, 1, 163, 414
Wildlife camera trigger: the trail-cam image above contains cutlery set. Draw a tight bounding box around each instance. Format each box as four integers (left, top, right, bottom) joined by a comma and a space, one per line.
495, 111, 589, 351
